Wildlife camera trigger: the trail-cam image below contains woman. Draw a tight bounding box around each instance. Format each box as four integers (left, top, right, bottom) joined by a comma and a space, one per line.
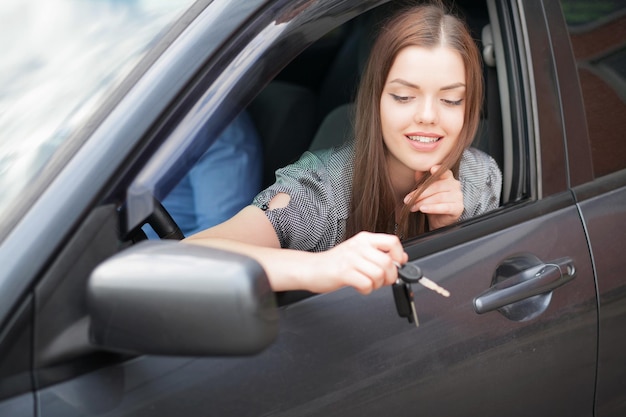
186, 2, 502, 295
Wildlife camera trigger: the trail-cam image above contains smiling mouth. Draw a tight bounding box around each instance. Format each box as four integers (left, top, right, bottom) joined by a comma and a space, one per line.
407, 135, 442, 143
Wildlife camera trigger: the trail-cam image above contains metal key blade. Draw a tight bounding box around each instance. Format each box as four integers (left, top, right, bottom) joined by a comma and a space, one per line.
406, 284, 419, 327
418, 277, 451, 297
394, 261, 451, 298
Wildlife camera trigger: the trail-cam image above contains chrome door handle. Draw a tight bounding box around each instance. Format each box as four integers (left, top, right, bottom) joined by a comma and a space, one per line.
474, 257, 576, 314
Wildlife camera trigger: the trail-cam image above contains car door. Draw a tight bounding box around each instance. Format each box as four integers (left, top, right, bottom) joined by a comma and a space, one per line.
0, 0, 604, 416
554, 1, 626, 416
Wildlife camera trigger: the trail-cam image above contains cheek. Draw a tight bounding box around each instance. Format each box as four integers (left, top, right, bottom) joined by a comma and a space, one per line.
442, 107, 465, 137
380, 101, 411, 134
379, 100, 395, 136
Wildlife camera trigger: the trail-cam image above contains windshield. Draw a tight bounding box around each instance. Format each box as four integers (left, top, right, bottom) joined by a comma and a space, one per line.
0, 0, 195, 222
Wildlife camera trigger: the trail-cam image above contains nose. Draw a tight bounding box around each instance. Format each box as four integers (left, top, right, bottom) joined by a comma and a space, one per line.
415, 97, 437, 124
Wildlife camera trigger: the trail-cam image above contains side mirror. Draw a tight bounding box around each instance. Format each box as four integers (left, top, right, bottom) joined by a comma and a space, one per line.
87, 241, 278, 356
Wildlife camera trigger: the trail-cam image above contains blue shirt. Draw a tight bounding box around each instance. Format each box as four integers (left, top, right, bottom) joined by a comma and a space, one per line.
145, 112, 262, 238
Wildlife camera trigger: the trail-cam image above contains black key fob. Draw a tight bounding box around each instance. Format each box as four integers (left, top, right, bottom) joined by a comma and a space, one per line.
392, 281, 418, 326
398, 263, 423, 284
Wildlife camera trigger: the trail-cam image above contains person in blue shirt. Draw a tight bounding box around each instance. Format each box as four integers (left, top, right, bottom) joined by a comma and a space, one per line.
145, 111, 262, 238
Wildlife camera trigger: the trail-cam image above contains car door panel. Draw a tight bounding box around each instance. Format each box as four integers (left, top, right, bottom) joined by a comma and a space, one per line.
574, 172, 626, 417
235, 199, 594, 417
549, 0, 626, 413
32, 194, 596, 417
250, 200, 594, 417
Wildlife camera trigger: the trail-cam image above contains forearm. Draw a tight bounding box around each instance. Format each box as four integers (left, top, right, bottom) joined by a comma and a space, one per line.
185, 230, 408, 295
183, 237, 312, 292
184, 207, 407, 295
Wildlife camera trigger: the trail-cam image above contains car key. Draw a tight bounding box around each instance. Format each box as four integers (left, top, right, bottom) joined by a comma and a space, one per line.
392, 280, 419, 327
394, 262, 450, 298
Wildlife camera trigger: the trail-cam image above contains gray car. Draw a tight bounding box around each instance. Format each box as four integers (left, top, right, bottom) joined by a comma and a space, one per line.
1, 0, 625, 416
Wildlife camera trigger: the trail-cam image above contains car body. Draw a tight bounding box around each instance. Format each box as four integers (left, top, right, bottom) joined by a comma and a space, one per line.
0, 0, 625, 416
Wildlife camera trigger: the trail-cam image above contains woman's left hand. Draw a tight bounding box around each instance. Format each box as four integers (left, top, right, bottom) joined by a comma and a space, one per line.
404, 165, 464, 229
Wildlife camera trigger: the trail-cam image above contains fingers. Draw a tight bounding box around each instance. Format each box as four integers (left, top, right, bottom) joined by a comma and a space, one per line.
331, 232, 408, 295
404, 168, 462, 214
404, 167, 465, 229
418, 202, 463, 217
354, 231, 407, 265
354, 244, 401, 289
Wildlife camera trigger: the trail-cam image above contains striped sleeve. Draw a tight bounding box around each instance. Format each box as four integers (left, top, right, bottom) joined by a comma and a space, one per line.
252, 148, 349, 252
459, 147, 503, 220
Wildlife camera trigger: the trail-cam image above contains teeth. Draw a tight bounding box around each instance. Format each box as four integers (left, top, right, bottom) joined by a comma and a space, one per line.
408, 135, 440, 143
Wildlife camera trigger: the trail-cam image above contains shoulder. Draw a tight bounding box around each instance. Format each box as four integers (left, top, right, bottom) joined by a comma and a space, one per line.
307, 141, 354, 170
459, 147, 501, 186
311, 143, 354, 211
251, 144, 354, 251
458, 147, 503, 219
460, 147, 497, 169
282, 142, 354, 187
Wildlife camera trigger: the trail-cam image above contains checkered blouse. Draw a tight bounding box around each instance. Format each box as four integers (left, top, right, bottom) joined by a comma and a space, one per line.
252, 143, 502, 251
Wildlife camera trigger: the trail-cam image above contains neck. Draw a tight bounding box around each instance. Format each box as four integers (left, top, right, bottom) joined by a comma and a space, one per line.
386, 155, 424, 203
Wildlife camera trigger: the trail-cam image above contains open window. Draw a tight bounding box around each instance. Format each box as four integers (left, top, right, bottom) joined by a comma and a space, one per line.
125, 0, 514, 243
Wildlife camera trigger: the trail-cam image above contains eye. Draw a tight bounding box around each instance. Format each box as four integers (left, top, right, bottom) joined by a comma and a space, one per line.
390, 94, 412, 103
442, 98, 464, 106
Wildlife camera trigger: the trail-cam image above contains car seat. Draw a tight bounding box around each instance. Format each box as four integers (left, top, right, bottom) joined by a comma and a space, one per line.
308, 103, 354, 151
315, 4, 393, 123
248, 81, 318, 187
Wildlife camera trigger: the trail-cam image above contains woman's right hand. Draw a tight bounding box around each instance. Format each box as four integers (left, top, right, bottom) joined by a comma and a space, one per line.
302, 231, 408, 295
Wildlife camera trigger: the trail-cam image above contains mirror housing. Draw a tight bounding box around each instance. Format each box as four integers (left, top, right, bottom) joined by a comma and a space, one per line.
87, 241, 278, 356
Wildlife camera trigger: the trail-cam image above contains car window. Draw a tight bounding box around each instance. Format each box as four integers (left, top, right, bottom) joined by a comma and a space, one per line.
129, 0, 506, 241
560, 0, 626, 177
0, 0, 195, 236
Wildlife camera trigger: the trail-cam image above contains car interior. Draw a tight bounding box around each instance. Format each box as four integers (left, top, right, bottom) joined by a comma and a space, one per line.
135, 0, 514, 245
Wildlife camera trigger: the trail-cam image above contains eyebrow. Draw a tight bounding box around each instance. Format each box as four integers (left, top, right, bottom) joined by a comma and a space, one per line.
388, 79, 466, 91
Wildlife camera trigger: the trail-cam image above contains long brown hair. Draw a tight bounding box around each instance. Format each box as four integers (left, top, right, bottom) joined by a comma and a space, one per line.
345, 2, 483, 240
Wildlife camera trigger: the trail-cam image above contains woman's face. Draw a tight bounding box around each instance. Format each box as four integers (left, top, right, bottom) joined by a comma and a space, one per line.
380, 45, 466, 182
